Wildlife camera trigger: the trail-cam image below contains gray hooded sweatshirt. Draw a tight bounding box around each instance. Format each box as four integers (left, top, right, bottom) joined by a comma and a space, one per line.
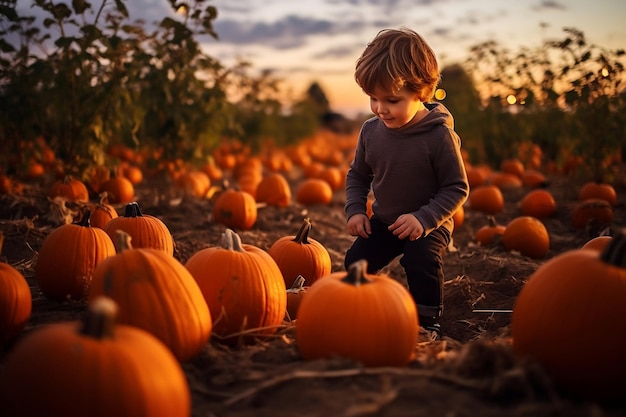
345, 102, 470, 237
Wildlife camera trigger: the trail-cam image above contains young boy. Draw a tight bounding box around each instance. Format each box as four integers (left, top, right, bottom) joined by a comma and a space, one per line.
344, 28, 469, 340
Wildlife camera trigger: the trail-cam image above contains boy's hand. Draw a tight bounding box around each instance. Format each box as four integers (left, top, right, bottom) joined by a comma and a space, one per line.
389, 214, 424, 241
347, 214, 371, 238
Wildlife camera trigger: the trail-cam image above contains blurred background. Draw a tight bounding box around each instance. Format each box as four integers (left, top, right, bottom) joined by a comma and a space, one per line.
2, 0, 625, 187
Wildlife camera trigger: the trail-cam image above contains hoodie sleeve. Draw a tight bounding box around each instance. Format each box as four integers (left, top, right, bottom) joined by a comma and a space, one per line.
344, 126, 373, 220
412, 126, 470, 236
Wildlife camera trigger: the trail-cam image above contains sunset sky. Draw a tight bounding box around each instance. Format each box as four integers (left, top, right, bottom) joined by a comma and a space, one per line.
200, 0, 625, 116
18, 0, 626, 116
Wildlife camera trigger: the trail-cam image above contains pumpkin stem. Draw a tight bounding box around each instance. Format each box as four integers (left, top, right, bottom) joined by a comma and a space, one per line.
486, 215, 497, 227
114, 230, 133, 253
123, 201, 142, 218
98, 191, 110, 205
223, 228, 245, 252
287, 275, 306, 293
80, 296, 118, 339
292, 218, 312, 244
342, 259, 373, 286
600, 229, 626, 268
76, 209, 92, 227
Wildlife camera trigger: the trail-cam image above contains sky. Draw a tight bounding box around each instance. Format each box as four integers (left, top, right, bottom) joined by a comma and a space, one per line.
17, 0, 626, 117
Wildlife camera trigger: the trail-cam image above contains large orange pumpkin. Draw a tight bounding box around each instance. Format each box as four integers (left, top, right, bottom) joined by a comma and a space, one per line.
0, 297, 191, 416
212, 188, 258, 230
104, 202, 174, 255
511, 232, 626, 401
268, 218, 332, 287
502, 216, 550, 259
35, 211, 116, 301
295, 260, 418, 367
0, 233, 32, 344
89, 231, 212, 361
184, 229, 286, 344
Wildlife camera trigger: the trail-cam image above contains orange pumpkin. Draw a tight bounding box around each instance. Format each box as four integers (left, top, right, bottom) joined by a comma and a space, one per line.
295, 178, 333, 205
212, 188, 258, 230
255, 172, 292, 208
489, 171, 522, 190
0, 233, 32, 344
286, 275, 308, 321
465, 166, 488, 188
572, 199, 614, 229
104, 202, 174, 255
0, 297, 191, 416
84, 193, 118, 229
89, 231, 212, 361
177, 170, 211, 199
502, 216, 550, 259
519, 189, 557, 219
500, 158, 525, 178
452, 205, 464, 230
316, 166, 344, 191
474, 215, 506, 246
35, 211, 116, 301
100, 175, 135, 204
580, 235, 612, 252
468, 184, 504, 214
268, 218, 332, 287
184, 229, 286, 344
521, 169, 548, 189
578, 181, 617, 206
122, 164, 143, 185
48, 175, 89, 203
296, 260, 418, 367
511, 232, 626, 401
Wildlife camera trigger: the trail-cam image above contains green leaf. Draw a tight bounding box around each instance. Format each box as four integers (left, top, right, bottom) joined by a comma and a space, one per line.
0, 5, 19, 21
113, 0, 129, 18
80, 24, 102, 43
72, 0, 90, 14
55, 36, 75, 48
51, 3, 72, 20
43, 18, 56, 28
0, 38, 15, 53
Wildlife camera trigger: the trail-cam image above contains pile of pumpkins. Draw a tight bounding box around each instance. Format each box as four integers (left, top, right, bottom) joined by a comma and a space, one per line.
461, 157, 617, 260
1, 147, 624, 412
461, 156, 624, 403
0, 194, 422, 416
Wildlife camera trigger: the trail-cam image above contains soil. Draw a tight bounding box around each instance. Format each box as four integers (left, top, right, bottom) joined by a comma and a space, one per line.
1, 168, 625, 417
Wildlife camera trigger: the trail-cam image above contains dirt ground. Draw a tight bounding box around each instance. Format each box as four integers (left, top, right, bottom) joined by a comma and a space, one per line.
1, 168, 625, 417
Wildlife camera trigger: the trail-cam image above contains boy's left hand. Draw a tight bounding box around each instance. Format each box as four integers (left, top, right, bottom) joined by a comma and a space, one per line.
389, 214, 424, 241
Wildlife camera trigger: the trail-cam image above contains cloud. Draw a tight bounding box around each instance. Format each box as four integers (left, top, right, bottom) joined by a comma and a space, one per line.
535, 1, 567, 11
213, 15, 335, 49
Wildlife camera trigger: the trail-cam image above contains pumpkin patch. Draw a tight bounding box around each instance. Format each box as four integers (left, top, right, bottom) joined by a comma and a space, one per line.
1, 137, 624, 414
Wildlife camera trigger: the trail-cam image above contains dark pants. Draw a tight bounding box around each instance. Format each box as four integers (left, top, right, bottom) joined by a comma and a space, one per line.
344, 217, 450, 319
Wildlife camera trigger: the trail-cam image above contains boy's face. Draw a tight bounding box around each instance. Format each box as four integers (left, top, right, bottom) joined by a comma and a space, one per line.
367, 85, 424, 129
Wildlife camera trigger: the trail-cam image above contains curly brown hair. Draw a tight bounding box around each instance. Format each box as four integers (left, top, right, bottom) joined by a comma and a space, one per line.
355, 28, 440, 102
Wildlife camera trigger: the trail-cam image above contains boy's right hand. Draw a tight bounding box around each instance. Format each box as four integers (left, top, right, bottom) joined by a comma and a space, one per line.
347, 214, 371, 238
